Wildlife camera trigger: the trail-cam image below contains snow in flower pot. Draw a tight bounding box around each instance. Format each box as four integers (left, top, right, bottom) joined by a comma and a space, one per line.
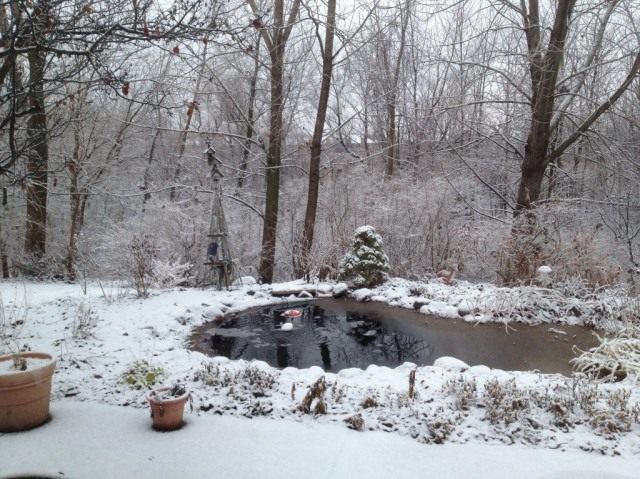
147, 384, 190, 431
0, 351, 56, 432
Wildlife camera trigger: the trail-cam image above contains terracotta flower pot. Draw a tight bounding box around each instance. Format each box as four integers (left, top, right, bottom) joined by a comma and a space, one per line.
148, 386, 190, 431
0, 352, 56, 432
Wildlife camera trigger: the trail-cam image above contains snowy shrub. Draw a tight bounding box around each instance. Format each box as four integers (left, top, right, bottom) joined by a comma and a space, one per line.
96, 280, 129, 303
360, 396, 379, 409
299, 376, 328, 415
497, 214, 554, 286
193, 362, 278, 398
482, 378, 530, 426
439, 373, 639, 444
443, 375, 478, 411
344, 413, 365, 431
150, 258, 193, 289
241, 365, 278, 392
79, 199, 207, 285
0, 290, 29, 353
424, 410, 459, 444
589, 407, 634, 438
571, 329, 640, 382
338, 226, 390, 288
129, 234, 158, 297
12, 251, 66, 280
498, 209, 621, 288
193, 362, 233, 387
557, 232, 620, 288
72, 301, 97, 339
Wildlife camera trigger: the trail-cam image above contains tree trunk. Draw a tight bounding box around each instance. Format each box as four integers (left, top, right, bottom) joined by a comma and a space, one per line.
259, 55, 284, 283
381, 0, 411, 179
238, 37, 261, 188
67, 179, 81, 281
0, 187, 8, 278
296, 0, 337, 278
515, 0, 575, 211
170, 42, 209, 201
142, 56, 173, 207
250, 0, 302, 283
24, 49, 48, 257
143, 127, 161, 206
66, 111, 82, 281
363, 101, 370, 157
1, 252, 8, 278
385, 100, 396, 178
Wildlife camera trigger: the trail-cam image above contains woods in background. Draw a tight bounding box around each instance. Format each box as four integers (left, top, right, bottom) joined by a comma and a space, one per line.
1, 0, 639, 289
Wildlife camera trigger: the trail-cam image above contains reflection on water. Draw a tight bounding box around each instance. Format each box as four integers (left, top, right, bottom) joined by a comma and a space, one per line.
190, 299, 598, 374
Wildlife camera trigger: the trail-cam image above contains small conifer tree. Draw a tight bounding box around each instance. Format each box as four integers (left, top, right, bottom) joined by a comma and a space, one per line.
338, 226, 390, 287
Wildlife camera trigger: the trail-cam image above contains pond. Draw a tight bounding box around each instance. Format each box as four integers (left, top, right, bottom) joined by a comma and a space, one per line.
189, 299, 599, 375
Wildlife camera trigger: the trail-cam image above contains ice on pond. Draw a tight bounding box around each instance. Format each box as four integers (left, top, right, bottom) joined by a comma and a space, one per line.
205, 327, 257, 338
191, 299, 598, 374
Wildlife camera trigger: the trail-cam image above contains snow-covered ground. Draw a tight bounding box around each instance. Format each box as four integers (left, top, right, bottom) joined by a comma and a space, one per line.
1, 278, 639, 476
1, 401, 638, 479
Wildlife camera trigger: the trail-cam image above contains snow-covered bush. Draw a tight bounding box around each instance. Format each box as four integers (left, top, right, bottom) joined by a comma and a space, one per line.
338, 226, 390, 287
129, 234, 158, 297
571, 328, 640, 382
498, 207, 621, 288
72, 301, 97, 340
150, 258, 193, 288
77, 199, 208, 285
12, 251, 66, 280
497, 214, 554, 286
193, 361, 278, 402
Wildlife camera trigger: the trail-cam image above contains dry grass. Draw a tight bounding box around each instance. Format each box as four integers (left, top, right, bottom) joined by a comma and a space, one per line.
572, 330, 640, 382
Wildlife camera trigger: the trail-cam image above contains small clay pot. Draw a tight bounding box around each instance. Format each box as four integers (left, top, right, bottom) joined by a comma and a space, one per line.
148, 387, 190, 431
0, 352, 56, 432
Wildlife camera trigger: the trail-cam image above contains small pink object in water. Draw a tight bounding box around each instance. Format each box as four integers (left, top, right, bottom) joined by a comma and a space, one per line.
283, 309, 302, 319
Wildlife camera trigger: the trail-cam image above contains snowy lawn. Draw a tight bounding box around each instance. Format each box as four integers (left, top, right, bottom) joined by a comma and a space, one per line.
1, 278, 639, 476
1, 400, 637, 479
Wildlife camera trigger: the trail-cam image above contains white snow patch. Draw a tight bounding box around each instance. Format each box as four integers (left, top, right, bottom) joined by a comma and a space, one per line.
433, 356, 470, 372
352, 288, 372, 301
419, 301, 459, 318
0, 401, 638, 479
466, 365, 492, 375
232, 276, 257, 286
457, 299, 474, 316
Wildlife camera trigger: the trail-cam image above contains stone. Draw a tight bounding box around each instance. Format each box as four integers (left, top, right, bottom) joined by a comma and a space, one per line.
332, 283, 349, 298
433, 356, 469, 372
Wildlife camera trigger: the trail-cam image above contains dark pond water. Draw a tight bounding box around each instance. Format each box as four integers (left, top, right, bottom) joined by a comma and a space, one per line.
189, 299, 599, 375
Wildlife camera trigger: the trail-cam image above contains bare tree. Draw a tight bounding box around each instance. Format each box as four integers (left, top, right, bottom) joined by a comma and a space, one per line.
294, 0, 337, 278
375, 1, 411, 178
24, 45, 48, 255
248, 0, 302, 283
1, 0, 215, 262
511, 0, 640, 210
238, 34, 262, 188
